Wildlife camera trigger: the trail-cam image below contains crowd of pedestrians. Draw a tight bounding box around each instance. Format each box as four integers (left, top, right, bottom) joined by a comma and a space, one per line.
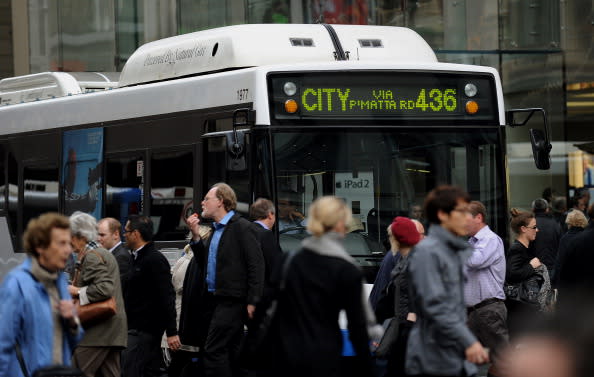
1, 182, 594, 377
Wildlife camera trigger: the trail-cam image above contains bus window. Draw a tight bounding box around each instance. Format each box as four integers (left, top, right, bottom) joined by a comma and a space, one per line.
23, 164, 59, 229
150, 150, 193, 241
105, 155, 143, 230
274, 129, 502, 280
204, 133, 251, 216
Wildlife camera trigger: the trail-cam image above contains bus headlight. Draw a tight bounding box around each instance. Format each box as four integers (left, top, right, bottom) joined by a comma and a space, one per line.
464, 83, 478, 97
285, 99, 299, 113
283, 82, 297, 96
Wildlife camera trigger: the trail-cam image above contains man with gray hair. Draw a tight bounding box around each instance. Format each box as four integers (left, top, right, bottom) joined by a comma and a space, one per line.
532, 198, 562, 275
180, 183, 264, 377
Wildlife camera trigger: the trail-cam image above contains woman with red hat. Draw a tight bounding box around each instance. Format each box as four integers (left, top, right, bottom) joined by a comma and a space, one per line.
374, 216, 422, 377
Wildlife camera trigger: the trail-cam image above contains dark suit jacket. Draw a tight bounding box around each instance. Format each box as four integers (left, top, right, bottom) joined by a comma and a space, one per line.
124, 242, 177, 337
252, 222, 282, 283
179, 213, 264, 347
111, 242, 131, 288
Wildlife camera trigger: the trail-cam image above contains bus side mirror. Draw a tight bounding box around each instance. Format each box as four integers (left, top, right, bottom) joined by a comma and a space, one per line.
529, 128, 552, 170
506, 108, 552, 170
225, 130, 247, 171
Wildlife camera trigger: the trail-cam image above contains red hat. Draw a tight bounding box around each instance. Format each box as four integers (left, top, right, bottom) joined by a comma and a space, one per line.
390, 216, 421, 246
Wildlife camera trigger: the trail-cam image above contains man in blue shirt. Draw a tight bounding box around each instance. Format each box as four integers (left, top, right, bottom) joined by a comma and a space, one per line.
180, 183, 264, 377
464, 201, 508, 377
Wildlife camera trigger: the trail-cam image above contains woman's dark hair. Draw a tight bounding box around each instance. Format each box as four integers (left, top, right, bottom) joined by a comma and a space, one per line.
424, 185, 470, 224
510, 208, 534, 234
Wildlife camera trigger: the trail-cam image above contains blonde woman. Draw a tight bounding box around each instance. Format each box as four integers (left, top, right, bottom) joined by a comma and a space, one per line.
267, 196, 376, 377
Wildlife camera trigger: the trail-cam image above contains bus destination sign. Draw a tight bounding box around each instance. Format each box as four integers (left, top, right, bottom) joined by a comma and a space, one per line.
270, 71, 496, 122
300, 86, 458, 115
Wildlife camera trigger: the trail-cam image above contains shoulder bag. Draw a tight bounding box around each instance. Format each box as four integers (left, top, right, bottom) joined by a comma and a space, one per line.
504, 274, 543, 307
373, 267, 404, 358
15, 342, 82, 377
73, 249, 117, 326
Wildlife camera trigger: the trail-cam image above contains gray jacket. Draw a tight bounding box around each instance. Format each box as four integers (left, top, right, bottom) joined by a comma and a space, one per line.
406, 225, 478, 376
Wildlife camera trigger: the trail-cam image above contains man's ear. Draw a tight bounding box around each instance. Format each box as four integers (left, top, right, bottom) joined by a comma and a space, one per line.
437, 209, 449, 223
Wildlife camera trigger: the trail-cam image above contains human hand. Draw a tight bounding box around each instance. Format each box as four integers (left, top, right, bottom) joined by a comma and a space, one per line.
466, 341, 489, 364
187, 213, 201, 241
167, 335, 181, 351
68, 285, 79, 298
247, 304, 256, 319
58, 299, 76, 320
530, 257, 542, 269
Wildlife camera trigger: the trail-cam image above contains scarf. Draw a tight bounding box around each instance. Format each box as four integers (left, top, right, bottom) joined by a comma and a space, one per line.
301, 232, 384, 341
30, 258, 63, 364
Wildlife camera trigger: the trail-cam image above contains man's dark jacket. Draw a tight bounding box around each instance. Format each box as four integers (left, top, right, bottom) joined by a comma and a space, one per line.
532, 212, 562, 271
112, 242, 132, 291
179, 213, 265, 347
124, 241, 177, 337
252, 222, 282, 283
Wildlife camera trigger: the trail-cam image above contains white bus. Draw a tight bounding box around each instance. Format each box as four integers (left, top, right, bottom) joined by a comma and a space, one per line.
0, 24, 549, 281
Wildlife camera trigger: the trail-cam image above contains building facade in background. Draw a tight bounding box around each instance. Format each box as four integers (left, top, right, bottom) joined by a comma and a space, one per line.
4, 0, 594, 210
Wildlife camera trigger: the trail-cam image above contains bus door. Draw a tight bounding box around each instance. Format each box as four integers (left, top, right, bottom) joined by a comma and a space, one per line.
104, 152, 145, 231
201, 128, 252, 217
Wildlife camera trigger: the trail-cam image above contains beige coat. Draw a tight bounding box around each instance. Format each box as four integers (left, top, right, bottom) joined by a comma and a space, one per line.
74, 247, 127, 347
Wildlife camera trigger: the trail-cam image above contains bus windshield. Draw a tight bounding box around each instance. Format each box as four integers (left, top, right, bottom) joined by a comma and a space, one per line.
274, 128, 503, 260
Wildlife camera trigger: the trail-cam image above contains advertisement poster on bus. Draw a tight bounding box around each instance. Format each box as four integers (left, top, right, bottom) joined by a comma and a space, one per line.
62, 128, 104, 218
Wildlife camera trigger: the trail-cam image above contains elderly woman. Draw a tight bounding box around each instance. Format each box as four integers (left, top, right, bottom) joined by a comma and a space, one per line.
67, 211, 127, 377
265, 196, 377, 377
555, 209, 588, 291
0, 213, 83, 375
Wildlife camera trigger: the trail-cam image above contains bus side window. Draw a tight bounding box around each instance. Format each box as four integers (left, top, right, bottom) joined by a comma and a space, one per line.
204, 132, 251, 217
150, 150, 193, 241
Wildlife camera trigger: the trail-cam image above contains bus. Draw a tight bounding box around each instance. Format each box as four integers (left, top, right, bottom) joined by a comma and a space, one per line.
0, 24, 549, 281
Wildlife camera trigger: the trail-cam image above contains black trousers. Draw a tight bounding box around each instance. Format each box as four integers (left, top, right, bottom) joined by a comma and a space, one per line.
202, 294, 246, 377
122, 330, 164, 377
467, 300, 509, 365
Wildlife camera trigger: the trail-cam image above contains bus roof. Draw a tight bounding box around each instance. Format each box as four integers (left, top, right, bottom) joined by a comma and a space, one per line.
118, 24, 437, 87
0, 72, 119, 106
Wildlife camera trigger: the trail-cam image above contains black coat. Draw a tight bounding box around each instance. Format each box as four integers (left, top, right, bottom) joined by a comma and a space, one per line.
179, 213, 264, 347
553, 226, 584, 288
267, 248, 373, 377
124, 241, 177, 337
251, 222, 282, 283
111, 242, 132, 290
557, 223, 594, 291
506, 240, 537, 284
532, 213, 562, 271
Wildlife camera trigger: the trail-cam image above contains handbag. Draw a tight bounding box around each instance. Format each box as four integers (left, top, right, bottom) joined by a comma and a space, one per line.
72, 249, 117, 326
15, 342, 83, 377
373, 266, 404, 358
76, 296, 117, 326
504, 274, 543, 307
